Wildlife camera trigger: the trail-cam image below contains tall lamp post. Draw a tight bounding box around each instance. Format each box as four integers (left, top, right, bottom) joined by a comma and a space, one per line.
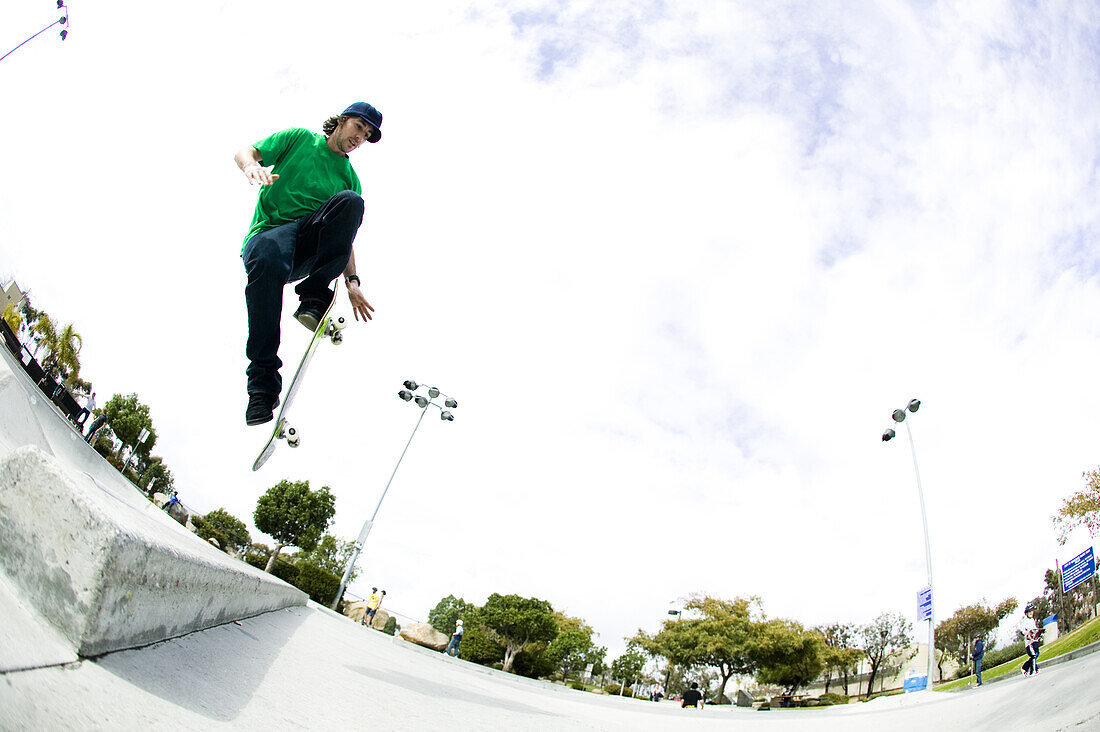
663, 608, 682, 692
330, 380, 457, 610
0, 1, 70, 64
882, 398, 935, 690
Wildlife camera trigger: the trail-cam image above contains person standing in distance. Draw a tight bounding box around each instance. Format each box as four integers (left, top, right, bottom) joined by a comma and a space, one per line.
444, 619, 463, 658
971, 634, 984, 686
234, 102, 380, 426
365, 588, 386, 625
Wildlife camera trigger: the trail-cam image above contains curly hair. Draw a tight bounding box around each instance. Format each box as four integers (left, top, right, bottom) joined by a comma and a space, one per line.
322, 115, 349, 136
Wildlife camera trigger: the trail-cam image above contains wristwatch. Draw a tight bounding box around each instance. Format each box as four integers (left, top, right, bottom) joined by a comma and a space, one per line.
345, 275, 361, 287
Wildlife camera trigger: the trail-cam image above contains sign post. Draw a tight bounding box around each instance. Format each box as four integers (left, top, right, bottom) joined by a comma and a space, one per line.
918, 586, 933, 622
1062, 547, 1096, 594
908, 585, 933, 692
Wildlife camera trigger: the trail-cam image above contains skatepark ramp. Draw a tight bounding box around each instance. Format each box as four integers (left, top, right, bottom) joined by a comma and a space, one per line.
0, 344, 306, 672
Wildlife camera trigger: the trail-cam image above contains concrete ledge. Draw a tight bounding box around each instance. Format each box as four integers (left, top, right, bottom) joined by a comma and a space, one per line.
0, 445, 306, 659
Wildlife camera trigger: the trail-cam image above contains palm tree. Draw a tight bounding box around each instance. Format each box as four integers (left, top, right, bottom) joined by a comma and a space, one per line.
43, 322, 82, 382
30, 312, 56, 360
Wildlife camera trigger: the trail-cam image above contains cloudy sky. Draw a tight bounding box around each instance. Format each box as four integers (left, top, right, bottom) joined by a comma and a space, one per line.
3, 0, 1099, 659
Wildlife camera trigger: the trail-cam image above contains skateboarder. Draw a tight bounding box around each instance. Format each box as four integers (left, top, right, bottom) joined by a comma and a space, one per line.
235, 102, 380, 426
1020, 602, 1043, 676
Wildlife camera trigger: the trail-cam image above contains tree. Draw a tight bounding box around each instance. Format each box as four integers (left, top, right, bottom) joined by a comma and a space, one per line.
816, 622, 863, 694
139, 457, 174, 496
544, 614, 604, 682
478, 593, 558, 673
41, 321, 82, 383
610, 642, 648, 689
935, 598, 1017, 676
29, 311, 55, 360
100, 393, 157, 460
1052, 467, 1100, 544
427, 596, 506, 668
754, 620, 826, 696
253, 479, 336, 572
636, 595, 761, 704
15, 294, 41, 346
295, 534, 358, 582
429, 594, 476, 636
2, 302, 21, 332
201, 508, 252, 554
1042, 566, 1099, 634
860, 612, 914, 696
452, 607, 505, 666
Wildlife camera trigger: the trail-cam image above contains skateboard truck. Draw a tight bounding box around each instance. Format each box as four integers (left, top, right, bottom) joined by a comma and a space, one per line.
328, 316, 347, 345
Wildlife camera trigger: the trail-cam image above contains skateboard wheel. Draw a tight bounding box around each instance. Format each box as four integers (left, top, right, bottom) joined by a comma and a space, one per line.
287, 426, 300, 448
333, 316, 347, 331
332, 331, 344, 345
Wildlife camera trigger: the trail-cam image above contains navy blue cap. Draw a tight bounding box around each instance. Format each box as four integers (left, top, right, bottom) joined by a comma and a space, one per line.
341, 102, 382, 142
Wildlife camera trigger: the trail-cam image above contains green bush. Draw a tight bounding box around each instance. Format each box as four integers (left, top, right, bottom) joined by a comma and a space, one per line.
817, 693, 849, 706
382, 617, 397, 636
293, 562, 340, 605
983, 642, 1024, 669
244, 553, 299, 584
603, 685, 635, 698
190, 515, 229, 550
569, 682, 586, 691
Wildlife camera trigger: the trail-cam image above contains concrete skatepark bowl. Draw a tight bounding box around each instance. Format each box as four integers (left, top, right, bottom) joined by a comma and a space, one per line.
2, 344, 1099, 730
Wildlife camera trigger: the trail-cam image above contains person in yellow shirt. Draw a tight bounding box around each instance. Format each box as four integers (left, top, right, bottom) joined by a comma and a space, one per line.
365, 588, 386, 625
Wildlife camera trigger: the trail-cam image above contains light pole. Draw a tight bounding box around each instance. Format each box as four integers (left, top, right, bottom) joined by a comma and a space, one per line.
882, 398, 935, 691
663, 608, 682, 692
330, 380, 457, 610
0, 1, 70, 64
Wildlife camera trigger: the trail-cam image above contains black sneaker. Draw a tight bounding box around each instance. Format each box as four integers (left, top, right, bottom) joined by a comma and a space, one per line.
245, 393, 280, 426
293, 300, 328, 332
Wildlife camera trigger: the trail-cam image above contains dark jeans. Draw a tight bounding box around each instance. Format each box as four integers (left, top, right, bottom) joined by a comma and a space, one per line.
242, 190, 363, 396
445, 636, 461, 657
974, 656, 982, 684
1022, 642, 1040, 674
85, 414, 108, 443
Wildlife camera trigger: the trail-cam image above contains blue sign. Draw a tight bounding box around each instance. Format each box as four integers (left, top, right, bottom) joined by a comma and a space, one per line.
1062, 547, 1096, 593
904, 675, 928, 693
917, 586, 932, 621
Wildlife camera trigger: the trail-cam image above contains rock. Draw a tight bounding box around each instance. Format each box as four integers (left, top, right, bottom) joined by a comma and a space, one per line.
343, 600, 367, 624
166, 502, 189, 526
399, 622, 448, 651
370, 608, 391, 631
736, 690, 753, 707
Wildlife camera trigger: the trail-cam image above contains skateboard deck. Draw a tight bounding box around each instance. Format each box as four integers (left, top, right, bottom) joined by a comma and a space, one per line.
253, 281, 346, 471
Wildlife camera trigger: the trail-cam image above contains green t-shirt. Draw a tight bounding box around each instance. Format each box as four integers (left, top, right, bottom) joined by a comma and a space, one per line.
241, 128, 362, 249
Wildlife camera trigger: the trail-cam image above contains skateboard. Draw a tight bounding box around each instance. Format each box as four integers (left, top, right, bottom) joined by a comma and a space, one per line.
252, 281, 347, 471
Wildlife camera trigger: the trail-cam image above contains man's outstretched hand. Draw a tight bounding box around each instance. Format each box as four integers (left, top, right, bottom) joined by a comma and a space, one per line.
347, 283, 375, 322
244, 164, 280, 186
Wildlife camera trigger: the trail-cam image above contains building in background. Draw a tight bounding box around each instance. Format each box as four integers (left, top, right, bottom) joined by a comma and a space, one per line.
1, 279, 26, 314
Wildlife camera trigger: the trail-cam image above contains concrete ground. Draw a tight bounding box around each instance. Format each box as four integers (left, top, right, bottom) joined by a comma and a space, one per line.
3, 600, 1099, 731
